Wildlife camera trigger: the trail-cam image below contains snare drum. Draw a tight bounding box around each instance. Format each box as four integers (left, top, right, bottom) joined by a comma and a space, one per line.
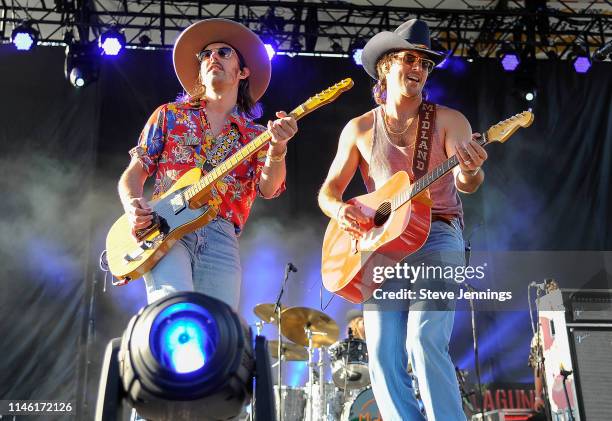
329, 338, 370, 389
273, 385, 306, 421
341, 387, 381, 421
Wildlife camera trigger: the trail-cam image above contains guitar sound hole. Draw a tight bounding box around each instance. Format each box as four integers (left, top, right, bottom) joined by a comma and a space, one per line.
374, 202, 391, 227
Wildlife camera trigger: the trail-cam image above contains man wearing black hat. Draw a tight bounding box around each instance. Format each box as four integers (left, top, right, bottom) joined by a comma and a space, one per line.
318, 19, 487, 420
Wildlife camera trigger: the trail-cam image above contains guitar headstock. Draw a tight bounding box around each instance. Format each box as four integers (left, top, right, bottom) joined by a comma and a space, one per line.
294, 79, 354, 117
486, 111, 534, 143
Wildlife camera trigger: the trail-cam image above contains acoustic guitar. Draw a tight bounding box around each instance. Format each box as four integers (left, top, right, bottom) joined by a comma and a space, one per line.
106, 78, 354, 283
321, 111, 534, 303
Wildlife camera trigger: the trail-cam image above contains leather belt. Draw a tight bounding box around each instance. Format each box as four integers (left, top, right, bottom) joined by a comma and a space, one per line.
432, 214, 454, 226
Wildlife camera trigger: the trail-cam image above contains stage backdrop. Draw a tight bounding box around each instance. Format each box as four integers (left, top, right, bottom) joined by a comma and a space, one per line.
0, 43, 610, 420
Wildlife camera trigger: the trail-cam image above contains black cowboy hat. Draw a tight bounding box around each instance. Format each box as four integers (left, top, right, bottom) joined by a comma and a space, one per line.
361, 19, 445, 80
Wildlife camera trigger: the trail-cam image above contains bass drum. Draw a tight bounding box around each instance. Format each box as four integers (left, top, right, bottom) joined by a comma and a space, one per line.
341, 387, 381, 421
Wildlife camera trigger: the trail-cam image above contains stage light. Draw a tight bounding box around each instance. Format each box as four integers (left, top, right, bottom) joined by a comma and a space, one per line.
573, 55, 591, 74
116, 292, 256, 420
138, 34, 151, 48
99, 26, 126, 56
467, 45, 479, 63
352, 48, 363, 65
64, 42, 100, 88
264, 44, 276, 60
525, 91, 535, 101
11, 22, 38, 51
501, 53, 520, 71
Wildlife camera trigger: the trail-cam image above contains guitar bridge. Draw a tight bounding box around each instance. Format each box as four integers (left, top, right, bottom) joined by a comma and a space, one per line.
135, 212, 161, 242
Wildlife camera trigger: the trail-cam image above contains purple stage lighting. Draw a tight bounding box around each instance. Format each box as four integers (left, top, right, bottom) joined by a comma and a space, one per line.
501, 53, 520, 71
99, 28, 126, 56
264, 44, 276, 60
352, 48, 363, 66
11, 23, 38, 51
573, 56, 591, 74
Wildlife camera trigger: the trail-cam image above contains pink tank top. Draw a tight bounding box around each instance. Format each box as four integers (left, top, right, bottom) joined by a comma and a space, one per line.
359, 105, 464, 226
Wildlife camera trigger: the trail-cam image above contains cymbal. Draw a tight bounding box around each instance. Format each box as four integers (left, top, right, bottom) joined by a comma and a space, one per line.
280, 307, 339, 348
253, 303, 285, 324
267, 340, 308, 361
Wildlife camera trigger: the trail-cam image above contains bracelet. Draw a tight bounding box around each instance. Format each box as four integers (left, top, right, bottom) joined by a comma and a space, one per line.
461, 167, 481, 177
268, 147, 287, 162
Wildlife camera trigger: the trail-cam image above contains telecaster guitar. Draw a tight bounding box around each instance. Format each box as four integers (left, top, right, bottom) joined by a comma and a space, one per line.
106, 78, 354, 283
321, 111, 534, 303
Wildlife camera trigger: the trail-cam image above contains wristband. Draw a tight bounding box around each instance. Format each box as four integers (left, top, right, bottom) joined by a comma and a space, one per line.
461, 167, 481, 177
268, 147, 287, 162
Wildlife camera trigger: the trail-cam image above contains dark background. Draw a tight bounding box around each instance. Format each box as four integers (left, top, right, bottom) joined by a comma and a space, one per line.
0, 44, 610, 419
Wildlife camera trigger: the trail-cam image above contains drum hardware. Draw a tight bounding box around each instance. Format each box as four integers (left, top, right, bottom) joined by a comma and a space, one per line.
267, 340, 308, 361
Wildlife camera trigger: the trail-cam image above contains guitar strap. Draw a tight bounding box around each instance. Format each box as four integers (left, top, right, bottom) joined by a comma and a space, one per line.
198, 109, 240, 173
412, 100, 436, 179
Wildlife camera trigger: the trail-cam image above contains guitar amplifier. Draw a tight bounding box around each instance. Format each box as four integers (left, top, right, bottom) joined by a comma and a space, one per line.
537, 289, 612, 421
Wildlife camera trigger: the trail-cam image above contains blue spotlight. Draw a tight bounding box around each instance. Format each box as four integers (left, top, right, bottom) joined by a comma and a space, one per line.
150, 302, 218, 374
264, 43, 276, 60
112, 292, 260, 420
99, 27, 126, 56
573, 56, 591, 74
352, 48, 363, 66
11, 22, 38, 51
501, 53, 520, 71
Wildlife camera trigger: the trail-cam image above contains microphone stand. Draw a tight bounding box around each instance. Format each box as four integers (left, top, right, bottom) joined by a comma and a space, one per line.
273, 263, 296, 421
464, 238, 485, 421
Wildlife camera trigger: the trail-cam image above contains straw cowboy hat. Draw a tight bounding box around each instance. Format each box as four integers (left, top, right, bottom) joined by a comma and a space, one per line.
361, 19, 445, 80
173, 18, 271, 101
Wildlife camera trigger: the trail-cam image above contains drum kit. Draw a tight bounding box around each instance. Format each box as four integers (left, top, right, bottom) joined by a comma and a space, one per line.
253, 303, 380, 421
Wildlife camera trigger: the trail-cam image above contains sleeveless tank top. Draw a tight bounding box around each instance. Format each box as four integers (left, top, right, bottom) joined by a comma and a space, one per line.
358, 105, 464, 226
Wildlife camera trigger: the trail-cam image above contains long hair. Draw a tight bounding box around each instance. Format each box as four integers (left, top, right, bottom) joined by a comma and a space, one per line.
181, 49, 262, 119
372, 52, 397, 105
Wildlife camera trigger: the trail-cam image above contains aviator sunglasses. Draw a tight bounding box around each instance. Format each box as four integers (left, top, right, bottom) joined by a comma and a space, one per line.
197, 46, 235, 61
395, 52, 436, 73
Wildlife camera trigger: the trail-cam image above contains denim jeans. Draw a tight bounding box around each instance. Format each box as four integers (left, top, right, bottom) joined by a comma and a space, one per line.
132, 218, 242, 420
363, 219, 467, 421
142, 217, 242, 309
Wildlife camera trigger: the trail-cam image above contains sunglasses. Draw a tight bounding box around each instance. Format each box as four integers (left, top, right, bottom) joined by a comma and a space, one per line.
196, 46, 235, 62
395, 52, 436, 73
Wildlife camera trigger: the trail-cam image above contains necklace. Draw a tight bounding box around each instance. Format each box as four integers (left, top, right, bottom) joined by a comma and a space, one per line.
382, 107, 413, 136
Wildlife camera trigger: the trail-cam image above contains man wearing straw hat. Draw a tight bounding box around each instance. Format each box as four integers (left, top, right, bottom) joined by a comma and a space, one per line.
118, 19, 297, 310
318, 19, 487, 420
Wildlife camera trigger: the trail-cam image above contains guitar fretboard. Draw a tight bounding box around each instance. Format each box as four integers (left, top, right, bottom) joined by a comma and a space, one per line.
183, 105, 308, 202
390, 135, 488, 211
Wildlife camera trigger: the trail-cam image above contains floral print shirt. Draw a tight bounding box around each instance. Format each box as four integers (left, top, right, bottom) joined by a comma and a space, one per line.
130, 101, 284, 234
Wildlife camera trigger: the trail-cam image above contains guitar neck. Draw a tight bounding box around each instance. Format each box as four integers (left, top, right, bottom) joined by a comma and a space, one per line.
183, 104, 312, 203
391, 135, 489, 210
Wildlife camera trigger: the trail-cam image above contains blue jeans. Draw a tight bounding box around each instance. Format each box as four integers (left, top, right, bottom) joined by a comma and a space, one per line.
363, 220, 466, 421
143, 217, 242, 309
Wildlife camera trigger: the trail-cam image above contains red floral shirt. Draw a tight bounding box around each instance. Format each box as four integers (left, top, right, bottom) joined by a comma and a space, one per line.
130, 101, 284, 234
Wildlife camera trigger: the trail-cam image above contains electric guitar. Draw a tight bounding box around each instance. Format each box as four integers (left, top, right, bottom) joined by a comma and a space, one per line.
321, 111, 534, 303
106, 78, 354, 283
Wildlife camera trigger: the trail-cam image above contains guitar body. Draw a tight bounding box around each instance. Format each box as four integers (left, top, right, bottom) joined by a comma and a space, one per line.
321, 171, 432, 303
105, 168, 219, 282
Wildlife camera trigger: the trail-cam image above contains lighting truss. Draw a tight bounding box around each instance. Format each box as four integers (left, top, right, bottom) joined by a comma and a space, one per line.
1, 0, 610, 60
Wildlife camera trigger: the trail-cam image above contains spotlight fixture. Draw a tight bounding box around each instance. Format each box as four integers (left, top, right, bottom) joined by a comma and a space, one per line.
467, 45, 479, 63
349, 38, 366, 66
572, 46, 591, 74
330, 38, 343, 54
64, 42, 100, 88
99, 26, 126, 56
138, 34, 152, 48
498, 43, 520, 72
11, 21, 39, 51
93, 292, 274, 421
264, 44, 276, 60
